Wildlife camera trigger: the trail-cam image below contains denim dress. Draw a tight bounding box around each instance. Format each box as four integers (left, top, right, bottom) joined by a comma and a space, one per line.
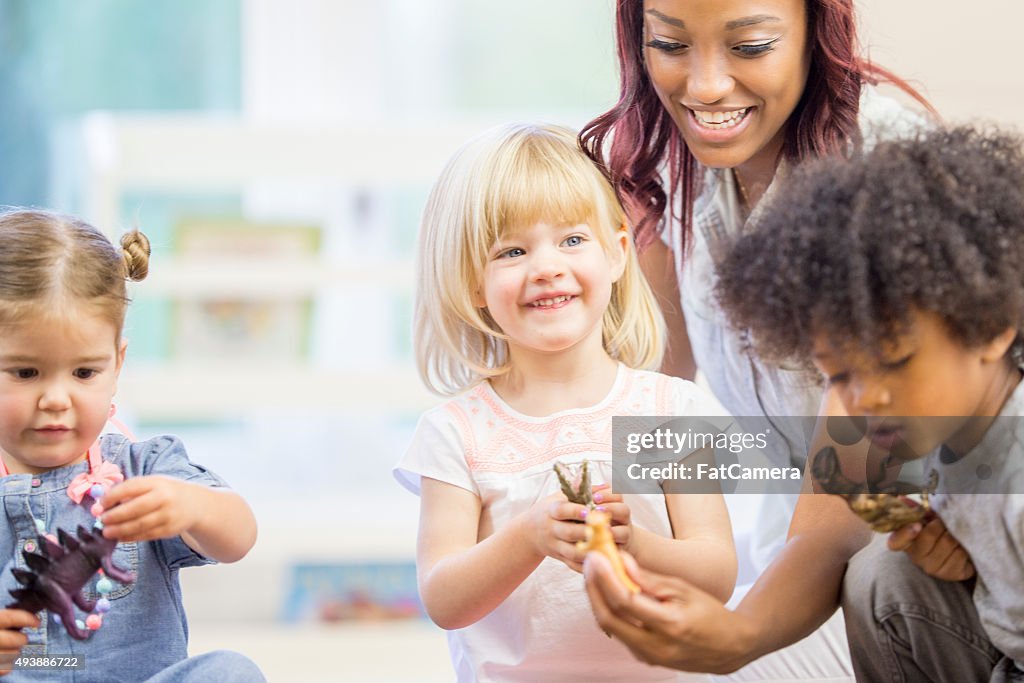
1, 434, 262, 682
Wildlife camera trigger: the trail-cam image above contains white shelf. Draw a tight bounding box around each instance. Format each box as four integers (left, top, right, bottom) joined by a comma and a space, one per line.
134, 257, 414, 298
118, 363, 436, 421
77, 112, 499, 232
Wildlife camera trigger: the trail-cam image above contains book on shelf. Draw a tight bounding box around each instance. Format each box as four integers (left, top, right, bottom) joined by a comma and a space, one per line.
282, 561, 423, 623
171, 217, 321, 362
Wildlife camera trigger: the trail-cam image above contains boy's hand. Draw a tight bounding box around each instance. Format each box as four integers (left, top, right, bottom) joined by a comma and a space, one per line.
0, 609, 39, 675
99, 476, 203, 542
888, 515, 975, 581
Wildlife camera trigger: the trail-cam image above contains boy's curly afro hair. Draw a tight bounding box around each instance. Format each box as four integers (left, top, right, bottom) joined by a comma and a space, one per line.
716, 125, 1024, 368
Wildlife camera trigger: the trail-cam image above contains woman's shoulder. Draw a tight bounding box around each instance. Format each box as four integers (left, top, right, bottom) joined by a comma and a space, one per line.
858, 85, 930, 147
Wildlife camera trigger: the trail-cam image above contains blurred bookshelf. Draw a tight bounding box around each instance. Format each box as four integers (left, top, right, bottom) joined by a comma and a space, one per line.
67, 111, 479, 422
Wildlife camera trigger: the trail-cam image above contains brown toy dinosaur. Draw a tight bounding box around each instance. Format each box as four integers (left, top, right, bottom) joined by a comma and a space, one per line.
576, 509, 640, 593
811, 445, 938, 533
553, 460, 639, 593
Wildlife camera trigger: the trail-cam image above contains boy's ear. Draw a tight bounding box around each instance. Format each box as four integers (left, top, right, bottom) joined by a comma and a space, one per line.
609, 229, 629, 283
980, 326, 1019, 363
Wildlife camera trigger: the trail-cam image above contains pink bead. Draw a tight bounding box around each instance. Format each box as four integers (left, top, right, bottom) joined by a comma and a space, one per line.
86, 614, 102, 630
91, 502, 105, 517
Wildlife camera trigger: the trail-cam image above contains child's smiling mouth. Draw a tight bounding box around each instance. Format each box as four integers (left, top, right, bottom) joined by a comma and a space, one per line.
527, 294, 576, 309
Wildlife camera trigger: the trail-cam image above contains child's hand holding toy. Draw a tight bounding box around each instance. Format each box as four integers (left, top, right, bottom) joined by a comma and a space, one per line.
99, 475, 205, 543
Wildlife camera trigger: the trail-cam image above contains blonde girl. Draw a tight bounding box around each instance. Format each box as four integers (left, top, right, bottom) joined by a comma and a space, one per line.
0, 210, 262, 682
394, 123, 736, 683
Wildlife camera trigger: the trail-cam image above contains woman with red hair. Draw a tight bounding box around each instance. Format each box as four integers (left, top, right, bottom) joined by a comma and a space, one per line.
580, 0, 963, 680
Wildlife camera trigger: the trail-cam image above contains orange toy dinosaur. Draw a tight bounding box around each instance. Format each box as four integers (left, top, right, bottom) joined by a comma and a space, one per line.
577, 509, 640, 594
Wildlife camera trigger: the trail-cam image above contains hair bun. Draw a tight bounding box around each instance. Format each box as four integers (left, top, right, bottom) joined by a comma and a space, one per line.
120, 230, 151, 282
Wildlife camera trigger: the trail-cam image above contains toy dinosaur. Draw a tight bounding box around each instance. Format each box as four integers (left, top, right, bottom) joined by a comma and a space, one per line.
7, 525, 135, 640
553, 460, 639, 593
811, 446, 938, 533
553, 460, 594, 506
576, 509, 640, 593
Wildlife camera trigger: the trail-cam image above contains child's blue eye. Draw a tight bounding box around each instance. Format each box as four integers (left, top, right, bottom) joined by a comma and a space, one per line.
562, 235, 584, 247
496, 247, 525, 259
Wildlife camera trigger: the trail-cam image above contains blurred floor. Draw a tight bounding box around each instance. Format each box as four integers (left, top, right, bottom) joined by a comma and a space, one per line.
188, 619, 452, 682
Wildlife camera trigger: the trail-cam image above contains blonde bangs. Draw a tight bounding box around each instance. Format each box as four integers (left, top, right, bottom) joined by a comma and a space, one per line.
490, 156, 593, 237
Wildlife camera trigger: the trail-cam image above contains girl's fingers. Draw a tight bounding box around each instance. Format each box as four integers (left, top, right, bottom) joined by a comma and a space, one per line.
597, 502, 631, 526
0, 611, 38, 631
552, 520, 587, 545
549, 500, 588, 522
553, 540, 585, 565
592, 488, 622, 505
103, 509, 170, 541
100, 493, 161, 526
99, 477, 155, 509
610, 525, 631, 546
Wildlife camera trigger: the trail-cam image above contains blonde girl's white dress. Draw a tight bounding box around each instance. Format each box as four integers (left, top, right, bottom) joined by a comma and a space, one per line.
395, 364, 726, 683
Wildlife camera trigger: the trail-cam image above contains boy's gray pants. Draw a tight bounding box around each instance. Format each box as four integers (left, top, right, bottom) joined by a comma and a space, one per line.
842, 536, 1021, 682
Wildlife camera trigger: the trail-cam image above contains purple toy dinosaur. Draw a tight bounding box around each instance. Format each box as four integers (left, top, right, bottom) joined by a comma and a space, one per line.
6, 525, 135, 640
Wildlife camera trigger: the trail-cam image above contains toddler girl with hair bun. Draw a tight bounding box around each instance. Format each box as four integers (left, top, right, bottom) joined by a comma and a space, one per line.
0, 209, 263, 682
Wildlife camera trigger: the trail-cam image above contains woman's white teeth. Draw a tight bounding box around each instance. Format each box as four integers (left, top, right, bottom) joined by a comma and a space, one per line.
692, 108, 749, 128
531, 295, 572, 307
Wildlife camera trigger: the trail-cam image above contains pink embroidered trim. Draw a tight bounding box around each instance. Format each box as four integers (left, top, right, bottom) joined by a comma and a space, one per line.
458, 371, 650, 474
655, 373, 672, 415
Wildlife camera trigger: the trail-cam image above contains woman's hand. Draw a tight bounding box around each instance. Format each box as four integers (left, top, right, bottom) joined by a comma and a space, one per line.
887, 515, 975, 581
584, 551, 753, 674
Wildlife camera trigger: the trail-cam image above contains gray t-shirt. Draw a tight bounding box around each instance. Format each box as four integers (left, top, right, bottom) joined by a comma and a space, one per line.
929, 379, 1024, 666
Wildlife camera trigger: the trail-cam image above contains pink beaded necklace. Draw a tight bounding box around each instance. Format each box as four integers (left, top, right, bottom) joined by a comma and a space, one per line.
1, 406, 135, 635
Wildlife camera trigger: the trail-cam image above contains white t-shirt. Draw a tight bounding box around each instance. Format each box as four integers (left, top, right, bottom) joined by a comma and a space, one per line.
395, 364, 724, 683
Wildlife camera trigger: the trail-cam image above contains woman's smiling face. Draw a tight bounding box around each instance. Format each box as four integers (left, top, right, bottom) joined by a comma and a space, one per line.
642, 0, 810, 176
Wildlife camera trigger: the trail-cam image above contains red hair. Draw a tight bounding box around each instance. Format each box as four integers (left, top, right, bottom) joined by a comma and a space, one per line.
580, 0, 932, 253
